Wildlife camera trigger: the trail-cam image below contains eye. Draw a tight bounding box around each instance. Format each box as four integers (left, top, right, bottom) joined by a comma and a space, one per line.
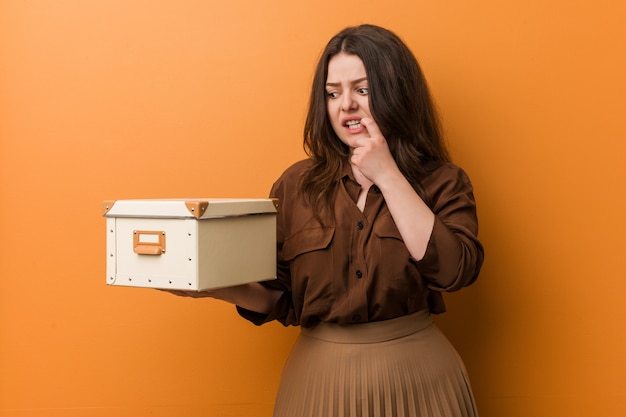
357, 87, 369, 95
326, 91, 339, 99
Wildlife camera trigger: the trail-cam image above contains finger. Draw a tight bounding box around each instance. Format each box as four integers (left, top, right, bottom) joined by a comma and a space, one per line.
360, 117, 383, 138
158, 289, 188, 297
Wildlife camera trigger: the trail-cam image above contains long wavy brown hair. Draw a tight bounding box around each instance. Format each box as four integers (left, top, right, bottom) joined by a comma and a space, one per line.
301, 24, 450, 216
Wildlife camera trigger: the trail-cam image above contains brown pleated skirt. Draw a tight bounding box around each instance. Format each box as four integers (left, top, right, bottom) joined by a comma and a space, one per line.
273, 310, 477, 417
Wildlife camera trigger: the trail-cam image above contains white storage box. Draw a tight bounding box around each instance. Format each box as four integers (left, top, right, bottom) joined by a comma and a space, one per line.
103, 198, 278, 291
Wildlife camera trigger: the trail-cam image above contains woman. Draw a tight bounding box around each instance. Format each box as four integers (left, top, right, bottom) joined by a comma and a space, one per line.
184, 24, 484, 416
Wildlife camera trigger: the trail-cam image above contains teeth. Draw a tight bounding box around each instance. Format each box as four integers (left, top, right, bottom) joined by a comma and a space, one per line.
346, 120, 361, 129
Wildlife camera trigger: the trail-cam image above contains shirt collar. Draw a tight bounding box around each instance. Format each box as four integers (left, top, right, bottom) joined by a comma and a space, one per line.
340, 162, 381, 194
339, 162, 360, 202
340, 161, 355, 183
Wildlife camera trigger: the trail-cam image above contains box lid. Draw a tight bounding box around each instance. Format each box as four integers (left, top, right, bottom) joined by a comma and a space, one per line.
103, 198, 279, 219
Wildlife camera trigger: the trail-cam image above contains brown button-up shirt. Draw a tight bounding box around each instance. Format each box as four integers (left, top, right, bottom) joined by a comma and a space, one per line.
238, 159, 484, 328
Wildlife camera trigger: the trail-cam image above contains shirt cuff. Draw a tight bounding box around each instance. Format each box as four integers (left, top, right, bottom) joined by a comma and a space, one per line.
236, 290, 292, 326
415, 216, 463, 289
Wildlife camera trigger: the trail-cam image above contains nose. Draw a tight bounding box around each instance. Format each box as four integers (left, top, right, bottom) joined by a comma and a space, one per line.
341, 92, 357, 111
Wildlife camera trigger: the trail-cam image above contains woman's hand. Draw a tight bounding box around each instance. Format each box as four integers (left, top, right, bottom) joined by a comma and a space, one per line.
160, 283, 282, 315
161, 289, 220, 298
348, 117, 402, 186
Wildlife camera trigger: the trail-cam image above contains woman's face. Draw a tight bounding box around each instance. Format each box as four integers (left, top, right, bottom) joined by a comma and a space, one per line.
325, 53, 373, 147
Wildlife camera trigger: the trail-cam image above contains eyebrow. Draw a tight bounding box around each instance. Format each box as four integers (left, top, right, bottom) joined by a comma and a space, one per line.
325, 77, 368, 87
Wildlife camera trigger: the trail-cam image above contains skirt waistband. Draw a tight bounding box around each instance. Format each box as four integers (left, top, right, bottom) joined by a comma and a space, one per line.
301, 310, 433, 344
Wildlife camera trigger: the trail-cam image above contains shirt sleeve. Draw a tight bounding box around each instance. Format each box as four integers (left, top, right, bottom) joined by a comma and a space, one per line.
236, 289, 294, 326
415, 164, 484, 292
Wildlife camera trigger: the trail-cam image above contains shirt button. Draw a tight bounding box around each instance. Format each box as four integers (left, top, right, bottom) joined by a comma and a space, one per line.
355, 270, 363, 279
352, 314, 361, 322
357, 221, 364, 230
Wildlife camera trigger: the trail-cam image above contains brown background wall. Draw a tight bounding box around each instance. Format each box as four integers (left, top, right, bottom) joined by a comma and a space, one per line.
1, 1, 625, 416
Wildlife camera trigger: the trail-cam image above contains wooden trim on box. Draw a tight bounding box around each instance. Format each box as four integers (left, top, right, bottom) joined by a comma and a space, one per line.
103, 200, 116, 216
184, 200, 209, 219
271, 198, 280, 213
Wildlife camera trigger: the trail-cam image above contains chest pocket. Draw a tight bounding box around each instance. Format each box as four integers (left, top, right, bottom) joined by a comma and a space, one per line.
374, 214, 412, 266
282, 226, 335, 261
373, 213, 404, 241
